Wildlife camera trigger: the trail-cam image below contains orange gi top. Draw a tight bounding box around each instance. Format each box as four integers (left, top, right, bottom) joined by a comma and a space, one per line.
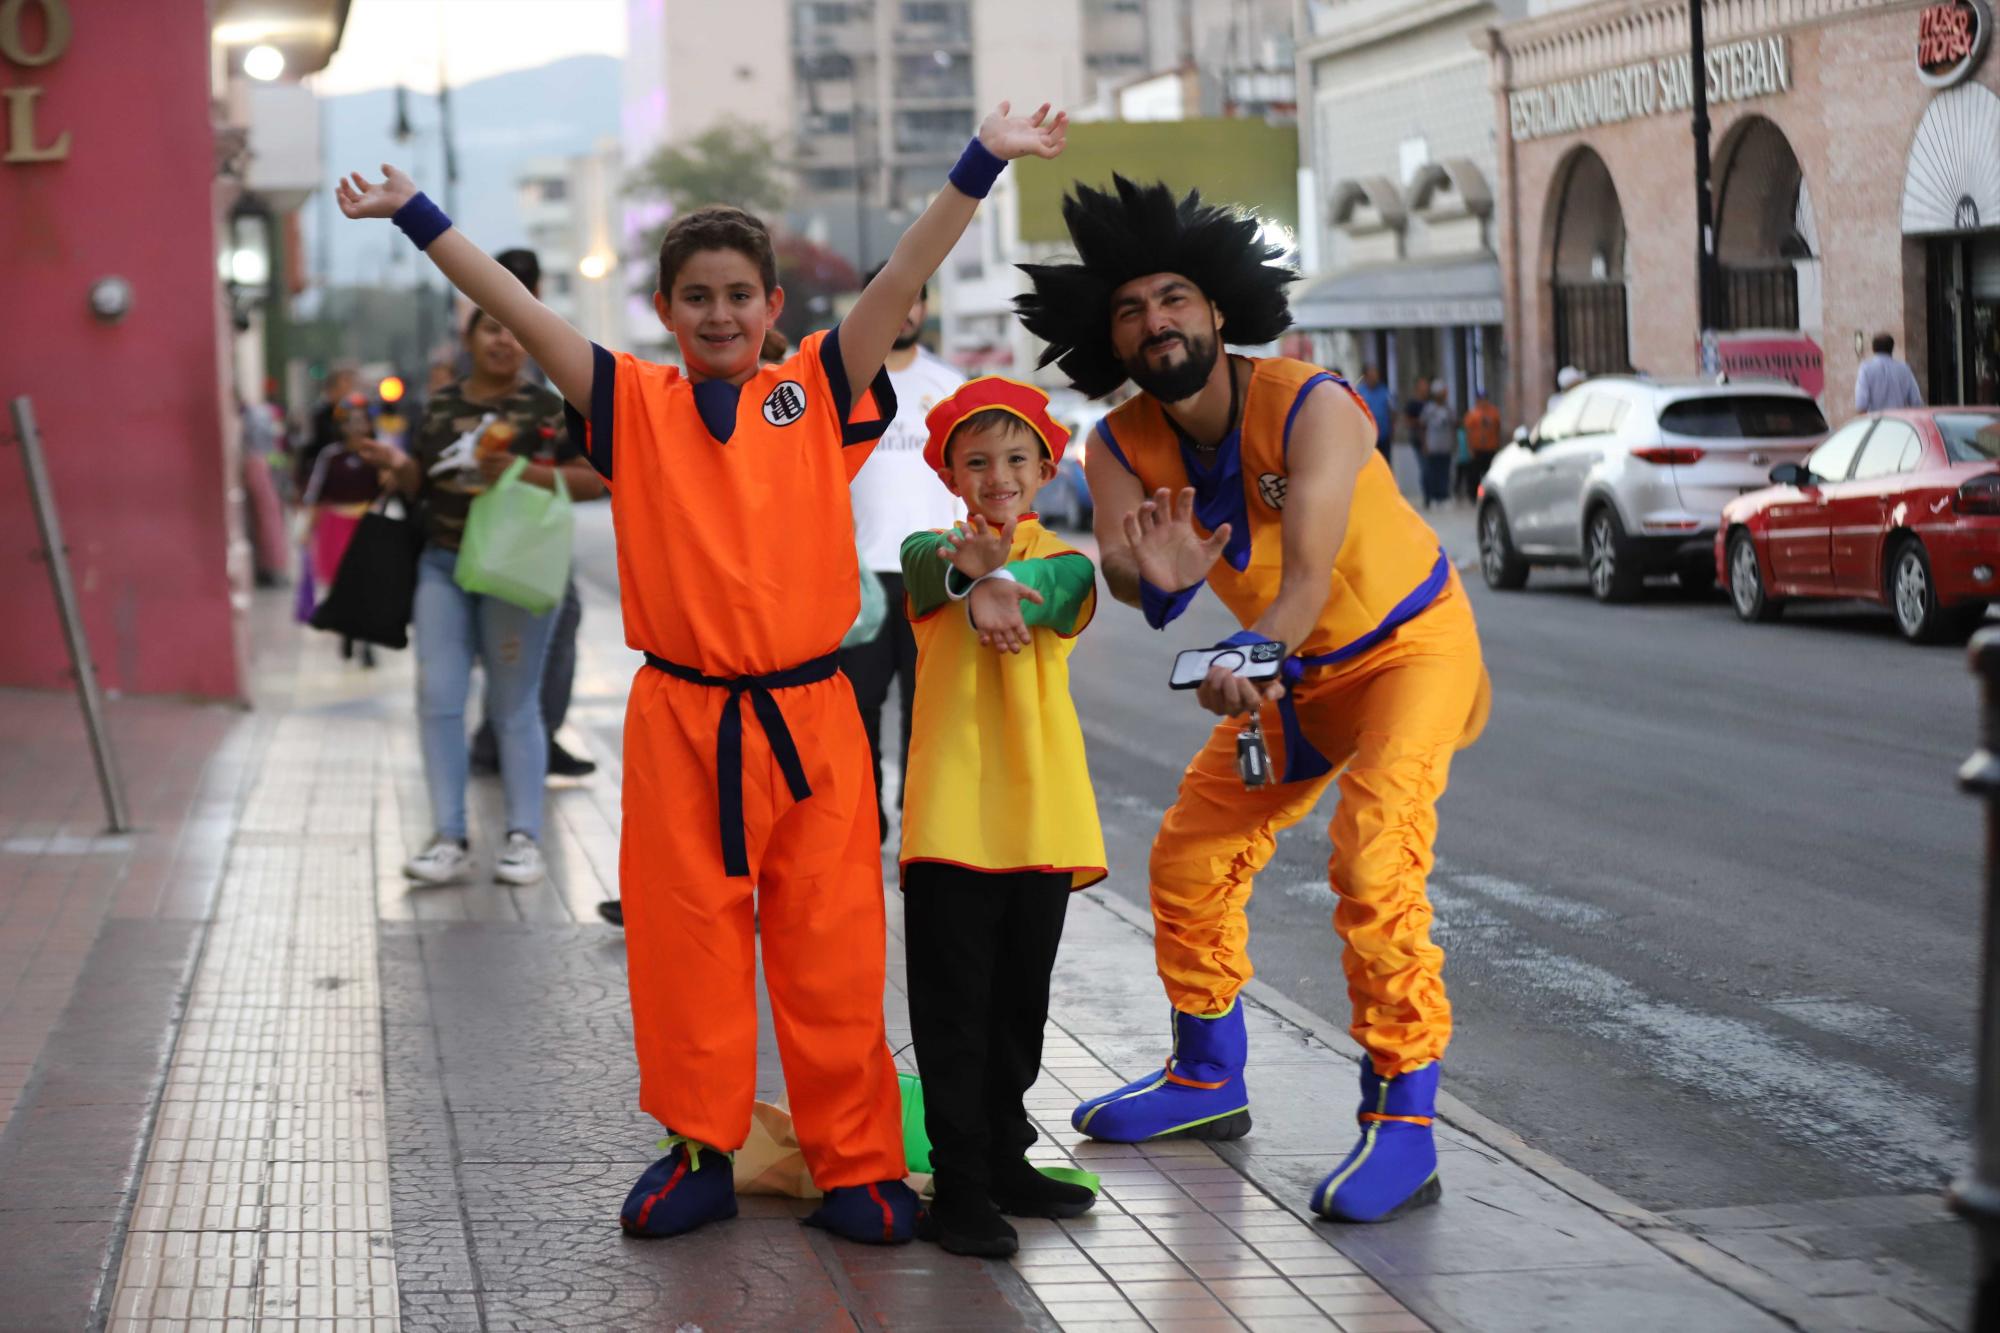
563, 329, 894, 674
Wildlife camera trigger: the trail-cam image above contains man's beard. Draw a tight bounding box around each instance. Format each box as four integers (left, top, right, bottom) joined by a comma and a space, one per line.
1125, 329, 1219, 402
892, 328, 922, 350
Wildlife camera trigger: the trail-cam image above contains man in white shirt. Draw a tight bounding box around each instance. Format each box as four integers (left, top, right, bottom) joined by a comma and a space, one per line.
1855, 333, 1924, 412
842, 268, 965, 841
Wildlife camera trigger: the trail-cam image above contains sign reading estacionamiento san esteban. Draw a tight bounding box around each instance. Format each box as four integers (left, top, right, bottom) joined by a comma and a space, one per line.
1508, 35, 1791, 142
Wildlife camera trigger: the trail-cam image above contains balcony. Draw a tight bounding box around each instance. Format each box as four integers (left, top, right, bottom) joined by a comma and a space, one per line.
1719, 264, 1801, 332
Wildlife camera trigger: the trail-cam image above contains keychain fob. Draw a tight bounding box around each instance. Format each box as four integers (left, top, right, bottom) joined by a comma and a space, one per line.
1236, 716, 1271, 788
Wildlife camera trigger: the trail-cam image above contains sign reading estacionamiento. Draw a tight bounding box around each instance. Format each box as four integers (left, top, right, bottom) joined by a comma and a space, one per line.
1508, 35, 1791, 143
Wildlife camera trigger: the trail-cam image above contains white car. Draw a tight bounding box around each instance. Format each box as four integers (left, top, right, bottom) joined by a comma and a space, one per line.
1476, 377, 1829, 602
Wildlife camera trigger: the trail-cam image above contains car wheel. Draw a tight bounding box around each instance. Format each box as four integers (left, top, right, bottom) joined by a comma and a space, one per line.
1477, 502, 1530, 591
1585, 505, 1642, 604
1727, 530, 1783, 623
1890, 539, 1983, 644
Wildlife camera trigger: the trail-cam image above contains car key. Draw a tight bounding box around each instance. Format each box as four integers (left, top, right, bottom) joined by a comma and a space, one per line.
1236, 715, 1271, 789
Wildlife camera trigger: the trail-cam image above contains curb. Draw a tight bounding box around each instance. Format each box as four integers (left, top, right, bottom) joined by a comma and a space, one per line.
1080, 886, 1850, 1333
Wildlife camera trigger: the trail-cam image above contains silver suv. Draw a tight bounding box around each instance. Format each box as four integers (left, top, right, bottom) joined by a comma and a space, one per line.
1476, 378, 1828, 602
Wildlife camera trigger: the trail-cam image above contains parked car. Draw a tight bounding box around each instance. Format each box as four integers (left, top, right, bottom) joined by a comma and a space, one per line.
1716, 408, 2000, 643
1041, 393, 1109, 532
1477, 377, 1829, 602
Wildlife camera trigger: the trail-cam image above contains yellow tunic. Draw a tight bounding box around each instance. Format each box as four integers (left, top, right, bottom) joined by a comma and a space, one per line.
899, 519, 1107, 889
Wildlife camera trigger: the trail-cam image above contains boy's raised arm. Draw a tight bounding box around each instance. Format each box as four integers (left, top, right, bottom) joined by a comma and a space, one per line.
836, 103, 1066, 408
335, 166, 594, 411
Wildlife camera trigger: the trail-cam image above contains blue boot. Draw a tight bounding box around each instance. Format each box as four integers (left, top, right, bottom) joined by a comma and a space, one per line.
620, 1136, 737, 1238
802, 1179, 920, 1245
1072, 1002, 1252, 1143
1312, 1060, 1443, 1223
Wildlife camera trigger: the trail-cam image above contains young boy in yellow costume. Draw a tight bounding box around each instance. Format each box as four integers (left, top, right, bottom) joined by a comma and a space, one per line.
1017, 178, 1490, 1224
898, 378, 1105, 1257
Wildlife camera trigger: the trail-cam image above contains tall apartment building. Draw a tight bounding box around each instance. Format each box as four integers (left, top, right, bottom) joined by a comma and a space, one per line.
514, 142, 626, 348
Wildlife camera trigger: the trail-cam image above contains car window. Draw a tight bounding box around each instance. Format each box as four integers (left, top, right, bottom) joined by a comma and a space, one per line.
1940, 412, 2000, 462
1577, 395, 1626, 435
1851, 420, 1923, 481
1805, 419, 1873, 482
1659, 395, 1830, 439
1537, 393, 1588, 442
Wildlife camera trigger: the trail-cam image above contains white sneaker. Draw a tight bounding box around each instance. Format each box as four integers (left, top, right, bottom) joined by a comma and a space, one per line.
495, 831, 546, 885
404, 837, 472, 885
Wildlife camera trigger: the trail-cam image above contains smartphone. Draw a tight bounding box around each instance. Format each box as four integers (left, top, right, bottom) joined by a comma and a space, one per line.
1169, 640, 1287, 690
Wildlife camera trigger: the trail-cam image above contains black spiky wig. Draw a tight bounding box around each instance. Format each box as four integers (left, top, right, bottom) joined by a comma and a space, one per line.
1014, 176, 1297, 399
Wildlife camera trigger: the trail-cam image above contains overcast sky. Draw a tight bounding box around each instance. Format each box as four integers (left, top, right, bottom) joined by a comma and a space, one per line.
312, 0, 626, 96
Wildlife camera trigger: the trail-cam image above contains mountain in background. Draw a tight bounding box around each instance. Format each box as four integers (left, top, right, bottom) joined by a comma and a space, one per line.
303, 54, 622, 298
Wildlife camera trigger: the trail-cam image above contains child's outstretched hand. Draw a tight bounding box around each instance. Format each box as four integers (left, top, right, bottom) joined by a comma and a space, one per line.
978, 102, 1068, 162
938, 514, 1015, 581
969, 579, 1045, 655
335, 165, 419, 221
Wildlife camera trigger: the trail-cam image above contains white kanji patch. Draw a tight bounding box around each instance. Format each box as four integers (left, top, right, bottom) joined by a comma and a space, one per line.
1258, 472, 1288, 510
762, 380, 808, 426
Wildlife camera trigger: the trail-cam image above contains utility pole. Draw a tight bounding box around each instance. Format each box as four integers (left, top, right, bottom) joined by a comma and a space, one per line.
393, 83, 433, 372
1689, 0, 1721, 372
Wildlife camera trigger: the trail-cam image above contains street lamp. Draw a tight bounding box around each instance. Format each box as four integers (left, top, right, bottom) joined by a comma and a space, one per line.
1689, 0, 1722, 372
243, 44, 285, 81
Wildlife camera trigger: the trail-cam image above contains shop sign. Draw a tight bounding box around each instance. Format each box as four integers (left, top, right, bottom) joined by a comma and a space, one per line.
1, 0, 72, 164
1712, 332, 1824, 398
1509, 34, 1791, 143
1918, 0, 1991, 87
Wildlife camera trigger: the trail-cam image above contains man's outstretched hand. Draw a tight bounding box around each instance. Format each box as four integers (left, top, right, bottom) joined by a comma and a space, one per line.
335, 165, 419, 221
969, 578, 1045, 654
1125, 487, 1230, 594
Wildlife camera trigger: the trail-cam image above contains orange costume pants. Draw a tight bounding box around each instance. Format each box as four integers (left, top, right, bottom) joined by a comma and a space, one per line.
1150, 576, 1490, 1078
619, 664, 906, 1188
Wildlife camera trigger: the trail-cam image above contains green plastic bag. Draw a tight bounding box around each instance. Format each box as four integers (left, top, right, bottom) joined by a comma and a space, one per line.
898, 1071, 932, 1173
454, 457, 573, 614
841, 555, 886, 649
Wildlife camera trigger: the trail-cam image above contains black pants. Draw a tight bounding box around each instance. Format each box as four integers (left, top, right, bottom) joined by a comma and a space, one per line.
903, 862, 1071, 1193
837, 571, 916, 827
473, 577, 581, 760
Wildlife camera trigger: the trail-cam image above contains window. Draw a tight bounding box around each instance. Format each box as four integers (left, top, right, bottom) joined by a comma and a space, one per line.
1536, 390, 1588, 443
1658, 395, 1828, 439
1851, 420, 1923, 481
1577, 395, 1627, 436
902, 1, 956, 21
1803, 420, 1873, 482
1940, 412, 2000, 462
801, 166, 856, 190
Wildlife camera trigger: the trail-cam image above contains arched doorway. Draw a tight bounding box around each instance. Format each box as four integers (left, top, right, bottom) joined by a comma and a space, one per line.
1714, 116, 1816, 331
1546, 148, 1631, 374
1904, 82, 2000, 406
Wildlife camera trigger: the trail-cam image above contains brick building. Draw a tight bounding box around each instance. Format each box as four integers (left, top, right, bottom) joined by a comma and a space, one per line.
1489, 0, 2000, 430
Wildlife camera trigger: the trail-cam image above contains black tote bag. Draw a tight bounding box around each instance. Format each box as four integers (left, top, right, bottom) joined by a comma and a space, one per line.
309, 496, 424, 649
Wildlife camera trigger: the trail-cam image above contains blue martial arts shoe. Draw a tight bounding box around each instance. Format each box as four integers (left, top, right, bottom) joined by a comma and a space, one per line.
802, 1179, 920, 1245
620, 1136, 737, 1238
1312, 1059, 1443, 1223
1072, 1002, 1252, 1143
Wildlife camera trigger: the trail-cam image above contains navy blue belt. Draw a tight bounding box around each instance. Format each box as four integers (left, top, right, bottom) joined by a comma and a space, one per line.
642, 651, 839, 878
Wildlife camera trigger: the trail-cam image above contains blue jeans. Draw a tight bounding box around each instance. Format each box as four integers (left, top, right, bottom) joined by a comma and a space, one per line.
414, 546, 556, 842
1420, 453, 1453, 505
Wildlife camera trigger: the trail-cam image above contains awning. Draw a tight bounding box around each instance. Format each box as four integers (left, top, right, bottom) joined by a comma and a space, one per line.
1291, 256, 1503, 330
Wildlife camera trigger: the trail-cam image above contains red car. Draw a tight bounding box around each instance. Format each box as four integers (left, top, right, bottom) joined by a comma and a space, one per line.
1716, 408, 2000, 643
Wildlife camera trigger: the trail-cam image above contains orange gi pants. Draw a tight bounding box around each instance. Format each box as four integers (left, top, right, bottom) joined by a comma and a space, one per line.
619, 664, 906, 1188
1150, 576, 1490, 1077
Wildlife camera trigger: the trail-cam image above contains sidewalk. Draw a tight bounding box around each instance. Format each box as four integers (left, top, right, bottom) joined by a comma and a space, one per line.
0, 583, 1944, 1332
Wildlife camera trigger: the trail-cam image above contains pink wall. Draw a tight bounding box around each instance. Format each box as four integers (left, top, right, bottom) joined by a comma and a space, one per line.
0, 2, 243, 700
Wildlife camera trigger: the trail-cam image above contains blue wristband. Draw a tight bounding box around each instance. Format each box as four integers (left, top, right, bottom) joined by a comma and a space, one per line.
947, 137, 1006, 200
1141, 578, 1203, 630
392, 191, 452, 251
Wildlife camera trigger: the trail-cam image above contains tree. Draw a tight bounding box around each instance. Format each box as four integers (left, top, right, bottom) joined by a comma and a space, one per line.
771, 233, 859, 346
627, 119, 791, 282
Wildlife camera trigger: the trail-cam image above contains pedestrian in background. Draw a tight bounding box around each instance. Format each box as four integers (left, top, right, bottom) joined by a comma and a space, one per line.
1356, 364, 1396, 464
839, 265, 964, 843
470, 247, 597, 781
1402, 374, 1430, 459
1855, 333, 1923, 412
353, 308, 604, 888
298, 391, 386, 667
1461, 390, 1502, 497
1420, 382, 1455, 508
1548, 364, 1583, 416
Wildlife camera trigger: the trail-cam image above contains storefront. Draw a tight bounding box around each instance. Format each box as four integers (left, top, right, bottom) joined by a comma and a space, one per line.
1489, 0, 2000, 428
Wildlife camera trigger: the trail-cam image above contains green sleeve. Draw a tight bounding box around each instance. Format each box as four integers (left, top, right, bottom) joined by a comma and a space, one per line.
1010, 552, 1096, 633
901, 530, 957, 618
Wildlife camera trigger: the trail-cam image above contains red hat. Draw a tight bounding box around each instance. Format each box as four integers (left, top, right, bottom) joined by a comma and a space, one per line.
923, 376, 1071, 475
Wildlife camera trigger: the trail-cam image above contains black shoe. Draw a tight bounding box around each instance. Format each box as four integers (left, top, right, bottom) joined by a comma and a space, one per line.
915, 1187, 1018, 1258
597, 900, 623, 926
989, 1158, 1096, 1219
548, 740, 597, 779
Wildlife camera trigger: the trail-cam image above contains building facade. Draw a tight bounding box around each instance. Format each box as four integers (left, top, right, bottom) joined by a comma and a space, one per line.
1490, 0, 2000, 427
1291, 0, 1517, 418
516, 142, 626, 347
